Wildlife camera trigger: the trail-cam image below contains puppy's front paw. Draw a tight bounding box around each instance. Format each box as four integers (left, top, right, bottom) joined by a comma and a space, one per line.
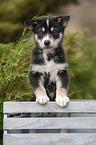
56, 96, 69, 107
36, 95, 49, 104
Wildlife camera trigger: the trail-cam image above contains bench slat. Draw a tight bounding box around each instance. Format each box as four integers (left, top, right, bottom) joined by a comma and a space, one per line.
3, 133, 96, 145
3, 100, 96, 113
4, 117, 96, 129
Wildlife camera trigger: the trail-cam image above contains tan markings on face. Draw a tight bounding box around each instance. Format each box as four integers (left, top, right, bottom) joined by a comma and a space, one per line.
35, 33, 63, 49
42, 27, 45, 32
51, 27, 54, 32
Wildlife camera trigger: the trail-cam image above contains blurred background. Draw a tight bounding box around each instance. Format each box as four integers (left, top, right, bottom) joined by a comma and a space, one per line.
0, 0, 96, 43
0, 0, 96, 144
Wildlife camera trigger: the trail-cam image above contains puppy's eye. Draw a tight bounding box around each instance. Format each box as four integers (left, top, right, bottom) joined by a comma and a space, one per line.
53, 30, 57, 33
51, 27, 59, 38
51, 28, 58, 33
38, 27, 45, 33
38, 28, 45, 39
38, 29, 43, 33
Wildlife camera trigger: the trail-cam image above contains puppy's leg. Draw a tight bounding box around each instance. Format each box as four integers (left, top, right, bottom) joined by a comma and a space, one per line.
35, 82, 49, 104
29, 71, 49, 104
56, 70, 69, 107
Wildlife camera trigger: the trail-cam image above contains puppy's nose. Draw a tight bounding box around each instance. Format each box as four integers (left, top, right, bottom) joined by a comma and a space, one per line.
44, 40, 50, 46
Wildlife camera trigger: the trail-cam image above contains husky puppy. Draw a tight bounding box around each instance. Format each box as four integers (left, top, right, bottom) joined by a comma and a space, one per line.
24, 16, 70, 107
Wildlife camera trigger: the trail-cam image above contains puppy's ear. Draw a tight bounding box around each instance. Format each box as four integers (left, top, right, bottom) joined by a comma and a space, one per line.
54, 16, 70, 27
24, 19, 39, 31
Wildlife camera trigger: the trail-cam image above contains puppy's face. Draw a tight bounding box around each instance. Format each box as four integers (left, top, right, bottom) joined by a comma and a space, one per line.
24, 16, 70, 49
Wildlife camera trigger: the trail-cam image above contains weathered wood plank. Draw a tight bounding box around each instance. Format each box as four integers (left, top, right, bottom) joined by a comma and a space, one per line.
3, 133, 96, 145
3, 100, 96, 113
4, 117, 96, 130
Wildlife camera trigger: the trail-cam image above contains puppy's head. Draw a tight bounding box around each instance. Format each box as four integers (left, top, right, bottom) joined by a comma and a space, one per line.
24, 16, 70, 49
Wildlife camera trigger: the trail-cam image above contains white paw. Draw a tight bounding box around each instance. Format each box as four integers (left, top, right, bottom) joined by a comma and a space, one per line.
36, 95, 49, 104
56, 96, 70, 107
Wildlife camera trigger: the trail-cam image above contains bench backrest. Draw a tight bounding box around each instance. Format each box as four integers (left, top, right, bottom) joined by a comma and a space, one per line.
3, 100, 96, 145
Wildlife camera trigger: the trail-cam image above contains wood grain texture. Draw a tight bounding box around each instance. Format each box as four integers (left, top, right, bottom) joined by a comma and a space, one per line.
3, 100, 96, 144
3, 133, 96, 145
4, 117, 96, 129
3, 100, 96, 113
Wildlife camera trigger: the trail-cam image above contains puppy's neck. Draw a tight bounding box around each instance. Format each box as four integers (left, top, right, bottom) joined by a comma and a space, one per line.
43, 47, 54, 54
43, 48, 54, 63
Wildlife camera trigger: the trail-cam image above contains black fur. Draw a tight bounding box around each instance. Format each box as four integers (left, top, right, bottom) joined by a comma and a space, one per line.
29, 46, 69, 101
30, 47, 45, 64
24, 16, 70, 102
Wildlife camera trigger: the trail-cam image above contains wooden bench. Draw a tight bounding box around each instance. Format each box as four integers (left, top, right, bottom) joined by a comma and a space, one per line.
3, 100, 96, 145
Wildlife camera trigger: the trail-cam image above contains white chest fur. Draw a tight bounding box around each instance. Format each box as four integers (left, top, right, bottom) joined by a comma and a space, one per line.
30, 51, 68, 81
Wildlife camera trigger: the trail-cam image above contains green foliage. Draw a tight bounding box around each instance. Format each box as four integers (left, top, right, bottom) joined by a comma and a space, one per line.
0, 28, 34, 102
0, 22, 23, 43
0, 30, 96, 101
63, 32, 96, 99
0, 0, 78, 42
0, 30, 96, 142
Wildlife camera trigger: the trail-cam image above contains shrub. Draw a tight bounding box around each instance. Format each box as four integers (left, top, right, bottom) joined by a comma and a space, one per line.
0, 30, 96, 143
1, 30, 96, 101
0, 28, 34, 102
64, 32, 96, 99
